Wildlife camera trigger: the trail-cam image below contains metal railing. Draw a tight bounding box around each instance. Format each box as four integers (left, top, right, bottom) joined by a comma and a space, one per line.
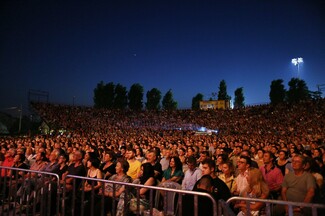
62, 174, 218, 216
225, 196, 325, 216
0, 166, 60, 216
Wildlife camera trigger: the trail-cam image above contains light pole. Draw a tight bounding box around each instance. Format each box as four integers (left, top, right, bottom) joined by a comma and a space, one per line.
291, 57, 303, 78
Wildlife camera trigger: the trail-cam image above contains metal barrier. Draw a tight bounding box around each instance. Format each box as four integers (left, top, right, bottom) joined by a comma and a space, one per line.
225, 196, 325, 216
0, 166, 60, 216
62, 174, 218, 216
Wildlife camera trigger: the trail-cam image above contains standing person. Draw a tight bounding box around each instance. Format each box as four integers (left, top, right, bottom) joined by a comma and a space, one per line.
126, 148, 141, 180
260, 151, 283, 199
219, 161, 237, 195
194, 158, 231, 201
100, 150, 116, 179
279, 155, 316, 216
182, 156, 202, 191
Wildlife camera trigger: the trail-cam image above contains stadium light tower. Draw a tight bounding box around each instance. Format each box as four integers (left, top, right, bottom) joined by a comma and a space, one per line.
291, 57, 303, 78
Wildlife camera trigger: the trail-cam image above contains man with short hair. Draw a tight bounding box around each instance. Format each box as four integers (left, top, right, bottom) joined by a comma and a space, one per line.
194, 158, 231, 201
145, 149, 163, 181
260, 151, 283, 199
125, 148, 141, 180
280, 155, 316, 215
160, 148, 171, 171
234, 155, 251, 195
182, 156, 202, 190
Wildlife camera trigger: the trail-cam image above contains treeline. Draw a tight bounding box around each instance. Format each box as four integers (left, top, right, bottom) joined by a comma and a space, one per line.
93, 78, 322, 110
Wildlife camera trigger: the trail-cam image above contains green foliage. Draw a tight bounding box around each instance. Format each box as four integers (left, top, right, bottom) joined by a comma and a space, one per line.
146, 88, 162, 110
162, 89, 177, 110
192, 93, 204, 110
217, 80, 231, 101
234, 87, 245, 109
128, 83, 144, 110
286, 78, 310, 103
269, 79, 286, 105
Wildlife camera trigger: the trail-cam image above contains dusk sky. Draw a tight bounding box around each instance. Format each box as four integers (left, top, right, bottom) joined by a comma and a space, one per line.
1, 0, 325, 112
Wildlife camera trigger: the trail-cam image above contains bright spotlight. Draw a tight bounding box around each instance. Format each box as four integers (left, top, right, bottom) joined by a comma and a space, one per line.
291, 57, 303, 78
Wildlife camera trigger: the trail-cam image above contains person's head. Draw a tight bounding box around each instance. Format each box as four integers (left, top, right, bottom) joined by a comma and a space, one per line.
221, 161, 235, 176
14, 153, 25, 164
313, 148, 322, 158
116, 158, 129, 174
36, 151, 47, 162
126, 148, 136, 160
257, 149, 264, 159
278, 150, 288, 160
263, 151, 275, 165
291, 155, 306, 172
140, 162, 154, 184
246, 168, 269, 197
199, 151, 209, 161
49, 150, 60, 162
146, 150, 157, 164
196, 175, 214, 193
201, 158, 215, 176
87, 157, 100, 169
73, 150, 83, 163
216, 153, 228, 165
169, 156, 182, 171
187, 147, 195, 157
136, 148, 143, 157
104, 150, 115, 162
58, 153, 68, 165
186, 156, 197, 171
237, 155, 251, 173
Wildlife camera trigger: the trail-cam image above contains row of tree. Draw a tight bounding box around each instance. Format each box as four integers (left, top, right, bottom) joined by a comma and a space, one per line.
94, 77, 320, 110
93, 82, 177, 110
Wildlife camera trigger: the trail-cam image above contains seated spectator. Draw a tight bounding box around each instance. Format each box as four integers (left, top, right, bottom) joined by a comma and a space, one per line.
100, 150, 116, 179
276, 150, 290, 176
126, 147, 141, 181
182, 175, 216, 216
278, 155, 316, 216
82, 157, 102, 193
194, 158, 231, 201
235, 168, 269, 216
234, 156, 251, 196
144, 149, 163, 181
260, 151, 283, 199
129, 162, 157, 214
94, 159, 132, 216
182, 156, 202, 191
219, 161, 237, 195
161, 156, 184, 184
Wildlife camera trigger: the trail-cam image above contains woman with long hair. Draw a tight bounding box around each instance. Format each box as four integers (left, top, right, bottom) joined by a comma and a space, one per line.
235, 168, 269, 216
100, 150, 116, 179
276, 150, 290, 176
219, 161, 237, 195
161, 156, 184, 184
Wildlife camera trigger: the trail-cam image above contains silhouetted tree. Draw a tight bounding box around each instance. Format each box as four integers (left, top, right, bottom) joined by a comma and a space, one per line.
146, 88, 161, 110
269, 79, 286, 105
234, 87, 245, 109
192, 93, 204, 110
217, 80, 231, 101
286, 78, 310, 103
162, 89, 177, 110
128, 83, 144, 110
93, 81, 115, 108
114, 83, 128, 109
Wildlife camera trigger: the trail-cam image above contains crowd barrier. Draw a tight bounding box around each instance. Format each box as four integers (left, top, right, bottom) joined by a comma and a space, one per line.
0, 166, 60, 216
62, 174, 218, 216
225, 196, 325, 216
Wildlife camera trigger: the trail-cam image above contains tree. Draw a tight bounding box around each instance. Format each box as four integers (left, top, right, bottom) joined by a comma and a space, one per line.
286, 78, 310, 103
146, 88, 161, 110
162, 89, 177, 110
93, 81, 115, 108
128, 83, 144, 110
269, 79, 286, 105
217, 80, 231, 101
234, 87, 245, 109
114, 83, 128, 109
192, 93, 204, 110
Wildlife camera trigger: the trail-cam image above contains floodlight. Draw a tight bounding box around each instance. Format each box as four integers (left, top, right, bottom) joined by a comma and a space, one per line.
292, 58, 298, 65
291, 57, 303, 78
298, 57, 303, 63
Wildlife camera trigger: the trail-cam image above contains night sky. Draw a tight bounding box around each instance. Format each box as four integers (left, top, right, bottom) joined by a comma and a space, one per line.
1, 0, 325, 111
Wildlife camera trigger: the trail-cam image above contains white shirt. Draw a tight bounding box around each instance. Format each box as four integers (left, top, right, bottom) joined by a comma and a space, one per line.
182, 167, 202, 191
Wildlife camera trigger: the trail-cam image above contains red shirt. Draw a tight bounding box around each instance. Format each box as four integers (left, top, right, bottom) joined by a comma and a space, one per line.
1, 157, 14, 177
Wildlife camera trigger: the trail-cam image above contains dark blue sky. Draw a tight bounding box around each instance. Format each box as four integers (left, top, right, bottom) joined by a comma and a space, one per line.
1, 0, 325, 111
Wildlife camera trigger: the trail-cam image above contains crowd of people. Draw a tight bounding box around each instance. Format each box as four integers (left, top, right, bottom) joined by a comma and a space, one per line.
0, 99, 325, 215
